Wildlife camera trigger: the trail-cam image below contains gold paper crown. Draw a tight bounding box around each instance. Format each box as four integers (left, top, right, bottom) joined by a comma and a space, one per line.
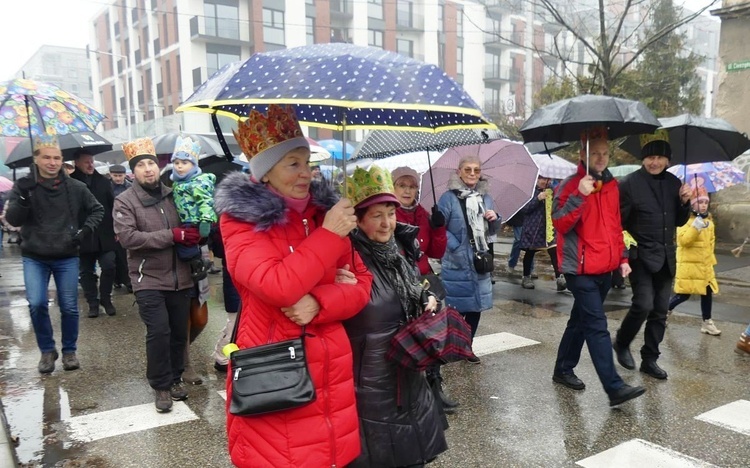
580, 125, 608, 145
33, 133, 59, 152
345, 165, 396, 208
122, 137, 156, 161
233, 104, 304, 159
639, 128, 670, 148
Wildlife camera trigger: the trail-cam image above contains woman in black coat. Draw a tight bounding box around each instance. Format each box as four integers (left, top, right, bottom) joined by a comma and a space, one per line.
344, 167, 447, 467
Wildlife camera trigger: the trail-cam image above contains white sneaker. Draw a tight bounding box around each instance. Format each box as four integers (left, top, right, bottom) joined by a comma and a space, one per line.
701, 319, 721, 336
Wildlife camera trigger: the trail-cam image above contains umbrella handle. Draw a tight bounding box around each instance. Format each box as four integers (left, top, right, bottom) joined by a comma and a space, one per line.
427, 150, 436, 206
211, 113, 233, 161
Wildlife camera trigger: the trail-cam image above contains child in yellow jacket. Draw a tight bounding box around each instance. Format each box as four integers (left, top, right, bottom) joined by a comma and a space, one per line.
667, 186, 720, 335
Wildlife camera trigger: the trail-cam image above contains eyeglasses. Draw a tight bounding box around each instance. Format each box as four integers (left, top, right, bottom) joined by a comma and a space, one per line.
462, 167, 481, 174
395, 183, 418, 191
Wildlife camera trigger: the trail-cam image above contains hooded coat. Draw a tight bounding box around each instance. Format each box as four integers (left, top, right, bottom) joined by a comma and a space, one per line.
436, 174, 501, 313
214, 172, 373, 468
674, 213, 719, 295
345, 223, 447, 467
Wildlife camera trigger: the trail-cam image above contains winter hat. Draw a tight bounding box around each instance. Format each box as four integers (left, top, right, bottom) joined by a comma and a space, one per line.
639, 129, 672, 160
122, 137, 158, 171
690, 186, 709, 208
109, 164, 126, 174
233, 104, 309, 181
346, 165, 400, 210
171, 135, 201, 166
391, 166, 420, 186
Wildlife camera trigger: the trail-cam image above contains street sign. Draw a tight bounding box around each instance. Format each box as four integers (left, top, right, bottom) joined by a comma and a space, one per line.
727, 60, 750, 72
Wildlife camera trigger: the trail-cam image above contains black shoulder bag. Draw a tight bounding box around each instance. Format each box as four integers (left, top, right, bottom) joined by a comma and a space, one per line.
453, 190, 495, 275
227, 312, 316, 416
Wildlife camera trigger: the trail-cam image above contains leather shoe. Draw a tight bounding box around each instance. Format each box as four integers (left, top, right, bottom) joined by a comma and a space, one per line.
552, 373, 585, 390
640, 360, 668, 380
613, 341, 635, 370
608, 384, 646, 406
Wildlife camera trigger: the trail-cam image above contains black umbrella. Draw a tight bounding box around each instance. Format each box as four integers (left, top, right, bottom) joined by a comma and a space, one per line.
619, 114, 750, 165
96, 133, 227, 165
5, 131, 113, 169
523, 141, 570, 155
353, 128, 505, 160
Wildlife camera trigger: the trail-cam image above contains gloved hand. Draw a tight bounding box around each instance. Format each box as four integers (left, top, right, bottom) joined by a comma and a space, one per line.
198, 221, 211, 238
15, 177, 37, 199
691, 217, 708, 231
430, 206, 446, 228
73, 226, 91, 246
172, 227, 201, 246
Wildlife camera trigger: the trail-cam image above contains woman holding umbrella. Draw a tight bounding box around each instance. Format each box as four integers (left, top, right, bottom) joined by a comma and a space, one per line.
437, 156, 501, 361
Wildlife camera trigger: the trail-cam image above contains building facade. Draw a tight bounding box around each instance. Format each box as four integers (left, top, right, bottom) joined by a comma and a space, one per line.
13, 46, 94, 103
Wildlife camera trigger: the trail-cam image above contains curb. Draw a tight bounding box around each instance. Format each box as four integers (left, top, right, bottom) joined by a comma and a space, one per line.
0, 399, 18, 467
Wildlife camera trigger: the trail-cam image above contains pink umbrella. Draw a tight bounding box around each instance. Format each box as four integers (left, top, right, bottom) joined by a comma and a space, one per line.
0, 175, 13, 192
420, 139, 539, 222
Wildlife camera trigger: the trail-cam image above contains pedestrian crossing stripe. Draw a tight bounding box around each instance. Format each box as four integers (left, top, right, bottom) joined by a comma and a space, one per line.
576, 438, 719, 467
64, 401, 199, 443
695, 399, 750, 436
218, 390, 227, 401
471, 332, 540, 357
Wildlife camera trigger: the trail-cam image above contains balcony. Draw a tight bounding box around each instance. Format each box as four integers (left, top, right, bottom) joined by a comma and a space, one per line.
330, 0, 353, 20
396, 11, 424, 31
484, 67, 511, 85
482, 0, 524, 15
484, 31, 523, 51
189, 15, 250, 46
484, 99, 504, 116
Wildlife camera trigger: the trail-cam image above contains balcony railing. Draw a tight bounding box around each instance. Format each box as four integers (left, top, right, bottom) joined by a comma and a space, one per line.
397, 11, 424, 30
189, 15, 249, 44
484, 68, 510, 80
484, 31, 524, 47
330, 0, 353, 16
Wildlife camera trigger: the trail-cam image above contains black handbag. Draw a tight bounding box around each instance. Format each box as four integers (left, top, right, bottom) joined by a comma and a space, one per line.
228, 320, 316, 416
454, 191, 495, 275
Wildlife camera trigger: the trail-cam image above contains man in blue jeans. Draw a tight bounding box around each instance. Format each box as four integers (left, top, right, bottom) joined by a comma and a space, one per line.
5, 134, 103, 374
551, 127, 645, 406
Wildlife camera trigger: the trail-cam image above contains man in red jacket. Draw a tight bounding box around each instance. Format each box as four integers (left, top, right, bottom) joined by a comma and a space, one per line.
551, 127, 646, 407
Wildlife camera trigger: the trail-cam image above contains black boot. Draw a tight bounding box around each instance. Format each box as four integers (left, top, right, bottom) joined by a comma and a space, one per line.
426, 366, 459, 413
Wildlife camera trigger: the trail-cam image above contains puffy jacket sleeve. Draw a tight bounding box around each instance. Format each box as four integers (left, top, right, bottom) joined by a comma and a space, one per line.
437, 191, 461, 252
113, 196, 174, 250
308, 243, 373, 324
194, 174, 218, 223
677, 217, 700, 247
222, 215, 361, 308
552, 177, 585, 235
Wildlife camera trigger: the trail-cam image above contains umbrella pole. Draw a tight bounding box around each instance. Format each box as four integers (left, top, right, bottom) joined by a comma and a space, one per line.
342, 114, 348, 195
211, 113, 233, 162
23, 94, 37, 182
586, 139, 590, 176
684, 132, 688, 181
427, 150, 436, 207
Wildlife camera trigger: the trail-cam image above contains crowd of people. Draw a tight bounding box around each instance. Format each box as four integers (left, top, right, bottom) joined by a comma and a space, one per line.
2, 104, 749, 467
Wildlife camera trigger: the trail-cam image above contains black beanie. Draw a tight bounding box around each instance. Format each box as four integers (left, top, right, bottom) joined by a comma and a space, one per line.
640, 140, 672, 160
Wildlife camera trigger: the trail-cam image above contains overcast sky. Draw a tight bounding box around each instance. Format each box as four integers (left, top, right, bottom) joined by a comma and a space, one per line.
0, 0, 721, 84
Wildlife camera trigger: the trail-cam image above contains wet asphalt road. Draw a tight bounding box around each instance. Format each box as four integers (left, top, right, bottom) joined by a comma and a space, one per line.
1, 239, 749, 467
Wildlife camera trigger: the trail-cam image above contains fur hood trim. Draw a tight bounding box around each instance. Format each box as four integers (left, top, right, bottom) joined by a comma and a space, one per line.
214, 172, 339, 231
446, 172, 490, 195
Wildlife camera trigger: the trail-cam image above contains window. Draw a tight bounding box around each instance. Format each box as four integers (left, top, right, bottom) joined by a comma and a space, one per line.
204, 1, 240, 39
306, 17, 315, 46
263, 8, 285, 46
457, 9, 463, 36
206, 44, 241, 77
457, 46, 463, 75
368, 29, 383, 48
396, 39, 413, 58
68, 69, 78, 78
438, 43, 445, 68
437, 5, 443, 33
396, 0, 412, 28
368, 0, 383, 20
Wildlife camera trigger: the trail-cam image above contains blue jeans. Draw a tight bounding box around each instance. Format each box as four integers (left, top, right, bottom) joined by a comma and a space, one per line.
555, 273, 624, 394
508, 226, 523, 268
22, 256, 80, 354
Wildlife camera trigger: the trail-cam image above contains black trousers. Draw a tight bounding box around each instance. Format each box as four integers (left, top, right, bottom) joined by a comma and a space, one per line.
114, 243, 131, 287
135, 289, 191, 390
616, 261, 673, 361
79, 251, 116, 307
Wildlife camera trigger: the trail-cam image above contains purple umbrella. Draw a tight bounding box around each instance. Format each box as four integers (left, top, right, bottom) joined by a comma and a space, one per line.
0, 175, 13, 192
420, 139, 539, 222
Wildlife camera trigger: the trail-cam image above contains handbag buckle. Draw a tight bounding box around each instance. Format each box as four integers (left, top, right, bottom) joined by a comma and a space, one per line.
288, 346, 296, 359
233, 366, 242, 381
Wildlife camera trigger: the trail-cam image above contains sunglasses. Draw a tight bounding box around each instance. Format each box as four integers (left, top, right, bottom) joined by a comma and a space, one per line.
462, 167, 481, 174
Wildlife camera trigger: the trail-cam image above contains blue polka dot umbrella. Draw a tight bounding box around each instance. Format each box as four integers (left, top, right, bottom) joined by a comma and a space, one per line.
176, 43, 493, 132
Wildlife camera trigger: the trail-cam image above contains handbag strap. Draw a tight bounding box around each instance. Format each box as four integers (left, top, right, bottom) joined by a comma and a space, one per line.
453, 190, 477, 251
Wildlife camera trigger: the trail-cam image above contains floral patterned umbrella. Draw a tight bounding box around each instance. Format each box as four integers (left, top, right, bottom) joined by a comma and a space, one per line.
667, 162, 746, 193
0, 78, 105, 138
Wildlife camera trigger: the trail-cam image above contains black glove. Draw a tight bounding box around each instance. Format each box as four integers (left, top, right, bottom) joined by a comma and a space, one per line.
430, 206, 446, 228
73, 226, 91, 246
15, 177, 37, 199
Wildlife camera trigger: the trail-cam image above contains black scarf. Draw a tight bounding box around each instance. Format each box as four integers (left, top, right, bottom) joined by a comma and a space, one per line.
351, 229, 424, 320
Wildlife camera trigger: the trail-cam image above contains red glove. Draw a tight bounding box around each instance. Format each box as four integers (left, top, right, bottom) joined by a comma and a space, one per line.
172, 227, 200, 246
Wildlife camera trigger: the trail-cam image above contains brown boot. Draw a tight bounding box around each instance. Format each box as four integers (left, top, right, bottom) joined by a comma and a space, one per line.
182, 345, 203, 385
736, 333, 750, 356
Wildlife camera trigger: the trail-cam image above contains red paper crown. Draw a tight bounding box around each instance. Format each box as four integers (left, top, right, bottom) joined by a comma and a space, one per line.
233, 105, 304, 160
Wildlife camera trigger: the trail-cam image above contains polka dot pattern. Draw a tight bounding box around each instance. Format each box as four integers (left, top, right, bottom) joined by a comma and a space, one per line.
180, 43, 493, 130
354, 128, 506, 160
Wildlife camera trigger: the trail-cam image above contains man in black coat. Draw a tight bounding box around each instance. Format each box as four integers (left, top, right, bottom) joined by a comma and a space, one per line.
71, 150, 118, 317
613, 137, 692, 380
109, 164, 133, 292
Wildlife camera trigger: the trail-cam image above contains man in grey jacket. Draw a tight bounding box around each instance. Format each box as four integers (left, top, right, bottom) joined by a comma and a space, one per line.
5, 134, 103, 374
113, 137, 199, 413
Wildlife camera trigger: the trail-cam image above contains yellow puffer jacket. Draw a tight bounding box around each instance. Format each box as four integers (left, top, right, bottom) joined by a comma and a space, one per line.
674, 213, 719, 295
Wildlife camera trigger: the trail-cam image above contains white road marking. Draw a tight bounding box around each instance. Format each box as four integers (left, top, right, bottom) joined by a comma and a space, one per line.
471, 332, 540, 357
64, 401, 199, 443
576, 439, 718, 468
695, 400, 750, 436
218, 390, 227, 401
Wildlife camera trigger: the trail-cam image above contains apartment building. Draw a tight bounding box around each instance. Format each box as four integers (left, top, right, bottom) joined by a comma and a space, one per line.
13, 46, 94, 103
